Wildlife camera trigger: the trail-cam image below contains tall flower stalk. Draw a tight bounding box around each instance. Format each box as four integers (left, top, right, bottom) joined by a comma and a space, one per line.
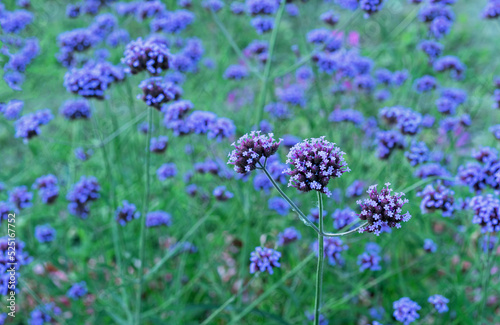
228, 132, 412, 324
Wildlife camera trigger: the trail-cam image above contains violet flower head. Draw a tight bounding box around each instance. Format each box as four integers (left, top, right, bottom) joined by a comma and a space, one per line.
393, 297, 421, 324
357, 183, 412, 236
146, 211, 172, 227
15, 109, 53, 142
357, 249, 382, 272
107, 29, 130, 48
414, 75, 438, 92
277, 84, 306, 107
122, 37, 172, 75
405, 141, 429, 167
186, 110, 217, 134
277, 227, 301, 246
75, 148, 93, 161
307, 207, 328, 224
490, 124, 500, 140
283, 137, 350, 197
0, 202, 17, 224
1, 100, 23, 120
332, 207, 357, 230
376, 130, 405, 160
227, 131, 282, 174
0, 10, 33, 34
64, 66, 109, 99
313, 237, 348, 266
433, 55, 466, 80
417, 182, 455, 217
58, 28, 100, 53
249, 246, 281, 274
423, 238, 437, 253
224, 65, 249, 80
138, 77, 181, 109
157, 163, 178, 181
150, 136, 168, 153
346, 180, 365, 198
9, 186, 32, 210
136, 1, 166, 21
428, 295, 449, 313
482, 1, 500, 19
265, 102, 292, 120
151, 10, 195, 34
392, 70, 409, 87
33, 174, 59, 204
115, 200, 140, 226
67, 281, 88, 300
251, 17, 275, 34
418, 40, 443, 62
213, 186, 234, 201
359, 0, 384, 18
268, 197, 289, 216
208, 117, 236, 142
246, 0, 280, 16
202, 0, 225, 12
329, 109, 364, 126
34, 224, 56, 243
60, 99, 92, 120
305, 312, 329, 325
66, 176, 101, 219
29, 303, 62, 325
429, 16, 453, 39
435, 97, 457, 115
469, 195, 500, 233
320, 10, 339, 26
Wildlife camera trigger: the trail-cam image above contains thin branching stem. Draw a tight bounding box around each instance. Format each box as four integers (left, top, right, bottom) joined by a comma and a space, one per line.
314, 192, 325, 325
134, 107, 153, 324
255, 1, 287, 126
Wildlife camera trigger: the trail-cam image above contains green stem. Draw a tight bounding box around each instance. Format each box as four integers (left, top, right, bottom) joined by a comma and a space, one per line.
254, 1, 286, 127
314, 192, 325, 325
135, 108, 153, 324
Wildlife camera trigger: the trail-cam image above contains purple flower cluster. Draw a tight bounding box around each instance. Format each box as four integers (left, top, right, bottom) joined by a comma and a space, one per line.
417, 182, 455, 217
393, 297, 421, 324
268, 197, 289, 216
413, 75, 438, 93
376, 130, 405, 159
34, 224, 56, 243
423, 238, 437, 253
67, 281, 88, 300
146, 211, 172, 228
122, 37, 172, 75
277, 227, 301, 246
66, 176, 101, 219
332, 208, 357, 230
329, 108, 364, 126
418, 40, 443, 62
213, 186, 234, 201
428, 294, 449, 313
115, 200, 140, 226
150, 136, 168, 153
469, 195, 500, 233
157, 163, 178, 181
249, 246, 281, 274
457, 148, 500, 193
346, 180, 365, 198
15, 109, 54, 142
313, 237, 348, 266
283, 137, 350, 197
357, 183, 412, 235
33, 174, 59, 204
60, 99, 92, 120
0, 9, 33, 34
138, 77, 181, 109
0, 202, 16, 224
228, 131, 282, 174
29, 303, 62, 325
405, 141, 429, 166
9, 186, 32, 210
357, 242, 382, 271
433, 55, 465, 80
0, 100, 23, 120
151, 10, 195, 34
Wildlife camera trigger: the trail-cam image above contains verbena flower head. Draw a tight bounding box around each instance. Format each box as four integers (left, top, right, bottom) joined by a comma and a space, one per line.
67, 281, 88, 300
207, 117, 236, 141
469, 195, 500, 233
441, 87, 467, 105
213, 186, 234, 201
307, 207, 328, 224
150, 136, 168, 153
314, 237, 348, 266
60, 99, 92, 120
157, 163, 178, 181
0, 202, 17, 224
357, 249, 382, 272
423, 238, 437, 253
433, 55, 465, 80
359, 0, 384, 18
413, 75, 438, 93
136, 1, 166, 21
376, 130, 405, 160
418, 40, 443, 62
58, 28, 100, 53
321, 10, 339, 26
249, 246, 281, 274
1, 100, 23, 120
33, 174, 59, 204
0, 10, 33, 34
35, 224, 56, 243
429, 16, 453, 39
482, 1, 500, 19
251, 17, 275, 34
15, 109, 53, 142
122, 37, 172, 75
305, 311, 329, 325
66, 176, 101, 219
393, 297, 421, 324
246, 0, 279, 16
329, 108, 364, 126
9, 186, 32, 210
490, 125, 500, 141
146, 211, 172, 227
115, 200, 140, 226
331, 207, 357, 230
417, 182, 455, 217
64, 66, 109, 99
357, 183, 411, 235
186, 110, 217, 134
346, 180, 365, 198
415, 163, 452, 185
227, 131, 282, 174
138, 77, 181, 109
428, 295, 449, 313
75, 147, 93, 161
283, 137, 350, 197
107, 29, 130, 47
268, 197, 289, 216
435, 97, 457, 115
150, 10, 194, 34
405, 141, 429, 166
223, 64, 249, 80
29, 303, 62, 325
277, 227, 301, 246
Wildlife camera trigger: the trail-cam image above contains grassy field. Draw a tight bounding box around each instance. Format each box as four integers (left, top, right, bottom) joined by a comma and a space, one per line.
1, 0, 500, 324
